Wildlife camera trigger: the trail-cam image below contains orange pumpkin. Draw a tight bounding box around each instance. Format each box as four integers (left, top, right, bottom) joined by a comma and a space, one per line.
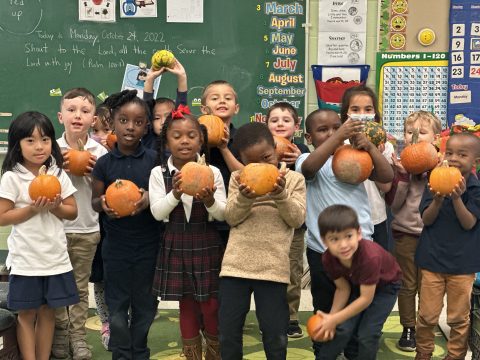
274, 136, 293, 161
106, 133, 117, 150
306, 314, 328, 342
239, 163, 280, 195
28, 165, 61, 201
332, 145, 373, 184
400, 129, 438, 175
105, 179, 142, 217
180, 158, 214, 196
429, 160, 462, 196
66, 139, 91, 176
198, 113, 225, 147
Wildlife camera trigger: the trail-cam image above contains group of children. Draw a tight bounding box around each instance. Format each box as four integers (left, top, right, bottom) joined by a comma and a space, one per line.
0, 56, 479, 360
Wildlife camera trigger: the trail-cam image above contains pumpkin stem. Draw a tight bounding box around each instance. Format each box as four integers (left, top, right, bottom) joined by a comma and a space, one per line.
441, 159, 449, 167
38, 165, 47, 176
280, 162, 287, 172
114, 179, 124, 188
412, 128, 419, 144
198, 154, 206, 165
76, 138, 85, 151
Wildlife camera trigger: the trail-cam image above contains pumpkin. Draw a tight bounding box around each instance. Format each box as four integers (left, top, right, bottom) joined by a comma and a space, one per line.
66, 139, 91, 176
239, 163, 284, 195
198, 112, 225, 147
105, 179, 142, 217
306, 314, 328, 342
28, 165, 61, 201
106, 133, 117, 150
274, 136, 293, 161
180, 155, 215, 196
429, 160, 462, 196
364, 121, 387, 147
332, 145, 373, 184
400, 129, 438, 175
151, 50, 175, 70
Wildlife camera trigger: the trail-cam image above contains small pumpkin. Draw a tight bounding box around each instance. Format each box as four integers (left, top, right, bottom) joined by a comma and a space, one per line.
400, 129, 438, 175
28, 165, 61, 201
332, 145, 373, 184
105, 179, 142, 217
151, 50, 175, 70
364, 121, 387, 147
180, 155, 215, 196
429, 160, 462, 196
274, 136, 293, 161
306, 314, 328, 342
66, 139, 91, 176
106, 132, 117, 150
239, 163, 285, 195
198, 111, 225, 147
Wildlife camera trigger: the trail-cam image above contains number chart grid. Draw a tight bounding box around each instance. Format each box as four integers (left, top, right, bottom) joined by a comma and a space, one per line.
377, 55, 449, 140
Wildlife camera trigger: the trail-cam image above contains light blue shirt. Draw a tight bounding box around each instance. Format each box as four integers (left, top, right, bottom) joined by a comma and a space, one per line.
295, 153, 373, 253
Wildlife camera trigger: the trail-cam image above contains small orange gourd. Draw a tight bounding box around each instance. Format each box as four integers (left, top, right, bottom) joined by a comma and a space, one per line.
66, 139, 91, 176
105, 179, 142, 217
106, 133, 117, 150
239, 163, 285, 195
400, 129, 438, 175
180, 155, 215, 196
332, 145, 373, 184
306, 314, 328, 342
28, 165, 61, 201
198, 110, 225, 147
429, 160, 462, 196
274, 136, 293, 161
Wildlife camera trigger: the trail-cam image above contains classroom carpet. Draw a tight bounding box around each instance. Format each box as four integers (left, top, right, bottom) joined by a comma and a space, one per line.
84, 310, 448, 359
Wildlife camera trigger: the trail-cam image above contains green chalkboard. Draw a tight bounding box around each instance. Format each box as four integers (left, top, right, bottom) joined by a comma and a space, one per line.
0, 0, 306, 150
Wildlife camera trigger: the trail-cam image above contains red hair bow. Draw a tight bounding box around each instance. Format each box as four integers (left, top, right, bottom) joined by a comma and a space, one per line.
171, 104, 191, 119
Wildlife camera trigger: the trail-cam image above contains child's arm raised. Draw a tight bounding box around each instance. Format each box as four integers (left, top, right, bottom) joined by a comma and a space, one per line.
451, 177, 477, 230
300, 119, 362, 180
218, 125, 244, 172
224, 172, 255, 226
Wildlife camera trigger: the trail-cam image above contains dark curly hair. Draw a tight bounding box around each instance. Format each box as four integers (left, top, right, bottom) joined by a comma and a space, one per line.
103, 90, 151, 120
232, 122, 275, 156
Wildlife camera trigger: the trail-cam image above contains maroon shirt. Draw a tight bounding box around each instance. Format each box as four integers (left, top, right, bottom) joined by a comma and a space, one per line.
322, 240, 402, 288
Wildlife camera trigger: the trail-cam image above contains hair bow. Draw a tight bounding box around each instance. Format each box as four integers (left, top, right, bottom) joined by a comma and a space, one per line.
171, 104, 191, 119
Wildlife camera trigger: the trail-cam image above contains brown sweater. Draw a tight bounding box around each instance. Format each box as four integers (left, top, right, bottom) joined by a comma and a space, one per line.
221, 168, 306, 284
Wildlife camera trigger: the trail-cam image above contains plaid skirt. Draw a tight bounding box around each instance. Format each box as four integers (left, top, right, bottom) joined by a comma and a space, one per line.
152, 221, 223, 301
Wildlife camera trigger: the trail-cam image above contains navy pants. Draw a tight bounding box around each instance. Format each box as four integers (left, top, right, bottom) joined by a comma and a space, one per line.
316, 282, 400, 360
219, 277, 289, 360
104, 243, 158, 360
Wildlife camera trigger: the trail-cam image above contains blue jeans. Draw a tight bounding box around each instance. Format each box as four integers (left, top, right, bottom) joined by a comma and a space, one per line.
218, 277, 289, 360
315, 282, 400, 360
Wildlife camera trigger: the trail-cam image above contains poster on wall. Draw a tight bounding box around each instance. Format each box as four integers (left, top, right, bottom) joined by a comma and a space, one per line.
447, 0, 480, 127
378, 0, 409, 51
376, 52, 448, 141
317, 0, 367, 65
79, 0, 116, 22
119, 0, 157, 18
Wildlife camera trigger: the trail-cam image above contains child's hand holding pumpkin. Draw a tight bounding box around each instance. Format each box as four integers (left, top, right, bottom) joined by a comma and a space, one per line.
335, 119, 363, 144
172, 171, 184, 200
195, 187, 216, 208
131, 188, 149, 215
281, 144, 301, 165
85, 154, 98, 175
100, 194, 118, 218
236, 175, 259, 199
268, 171, 287, 197
449, 177, 466, 200
218, 125, 230, 150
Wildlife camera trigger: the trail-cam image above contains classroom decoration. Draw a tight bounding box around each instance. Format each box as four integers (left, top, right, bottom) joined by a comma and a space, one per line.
120, 0, 157, 18
376, 52, 448, 141
429, 160, 462, 196
79, 0, 116, 22
379, 0, 408, 51
105, 179, 141, 217
28, 165, 61, 202
239, 163, 282, 196
332, 145, 373, 185
447, 0, 480, 127
364, 121, 387, 147
400, 129, 438, 175
198, 113, 225, 147
311, 65, 370, 112
66, 139, 92, 176
0, 1, 305, 147
151, 50, 175, 70
180, 157, 214, 197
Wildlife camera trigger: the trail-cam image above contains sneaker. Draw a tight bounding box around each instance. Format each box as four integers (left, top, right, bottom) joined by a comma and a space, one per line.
51, 326, 69, 359
101, 323, 110, 351
70, 339, 92, 360
397, 327, 416, 352
287, 320, 303, 338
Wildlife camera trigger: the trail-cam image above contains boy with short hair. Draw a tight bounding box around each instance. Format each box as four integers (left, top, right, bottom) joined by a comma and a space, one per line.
415, 132, 480, 360
54, 87, 108, 360
311, 204, 401, 360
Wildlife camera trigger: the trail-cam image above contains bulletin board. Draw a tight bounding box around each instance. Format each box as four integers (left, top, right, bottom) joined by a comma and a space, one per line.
376, 52, 449, 140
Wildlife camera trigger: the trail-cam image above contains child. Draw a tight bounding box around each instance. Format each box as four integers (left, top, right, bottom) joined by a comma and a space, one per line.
142, 59, 188, 149
311, 204, 401, 360
414, 132, 480, 360
219, 122, 306, 359
385, 110, 442, 352
149, 107, 226, 359
295, 108, 394, 358
340, 85, 394, 251
91, 103, 112, 149
266, 101, 309, 338
55, 87, 108, 360
91, 90, 159, 359
0, 111, 79, 360
201, 80, 244, 245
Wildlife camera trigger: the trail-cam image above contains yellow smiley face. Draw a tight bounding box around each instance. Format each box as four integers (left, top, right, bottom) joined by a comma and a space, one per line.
390, 33, 406, 49
418, 28, 436, 46
392, 0, 408, 14
390, 15, 406, 32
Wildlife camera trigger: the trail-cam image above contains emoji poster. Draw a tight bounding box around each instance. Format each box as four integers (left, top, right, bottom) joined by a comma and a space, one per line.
79, 0, 116, 22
